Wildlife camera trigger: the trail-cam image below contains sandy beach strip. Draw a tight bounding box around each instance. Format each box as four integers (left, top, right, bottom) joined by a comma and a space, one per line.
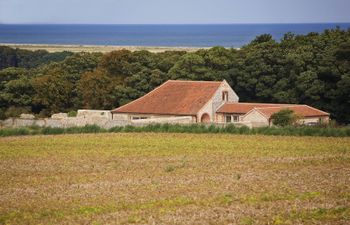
0, 43, 209, 53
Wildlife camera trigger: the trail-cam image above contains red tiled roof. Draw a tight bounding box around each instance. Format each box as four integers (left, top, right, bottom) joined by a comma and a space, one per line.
112, 80, 223, 115
217, 102, 295, 114
254, 105, 329, 118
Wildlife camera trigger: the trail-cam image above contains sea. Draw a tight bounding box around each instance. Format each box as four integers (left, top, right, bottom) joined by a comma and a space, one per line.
0, 23, 349, 48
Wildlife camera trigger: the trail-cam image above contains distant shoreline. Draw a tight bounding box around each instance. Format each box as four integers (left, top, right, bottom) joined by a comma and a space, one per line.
0, 43, 212, 53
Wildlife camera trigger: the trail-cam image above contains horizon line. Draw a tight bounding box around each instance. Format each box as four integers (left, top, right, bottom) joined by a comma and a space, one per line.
1, 22, 350, 26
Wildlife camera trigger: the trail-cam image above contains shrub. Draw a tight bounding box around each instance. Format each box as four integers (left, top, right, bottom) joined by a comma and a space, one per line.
223, 124, 237, 133
81, 125, 105, 133
270, 109, 299, 127
238, 126, 250, 134
42, 127, 65, 135
0, 127, 30, 136
123, 125, 136, 132
4, 106, 31, 118
109, 126, 123, 132
67, 110, 77, 117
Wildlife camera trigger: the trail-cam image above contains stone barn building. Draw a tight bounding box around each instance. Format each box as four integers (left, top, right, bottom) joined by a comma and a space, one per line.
112, 80, 239, 123
111, 80, 329, 127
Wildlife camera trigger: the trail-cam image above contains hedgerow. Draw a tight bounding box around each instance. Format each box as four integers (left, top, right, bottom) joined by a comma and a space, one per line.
0, 124, 350, 137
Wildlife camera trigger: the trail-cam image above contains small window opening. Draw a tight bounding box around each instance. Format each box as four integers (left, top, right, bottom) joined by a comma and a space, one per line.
222, 91, 228, 101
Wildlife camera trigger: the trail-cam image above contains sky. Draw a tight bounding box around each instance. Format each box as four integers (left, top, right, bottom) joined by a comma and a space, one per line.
0, 0, 349, 24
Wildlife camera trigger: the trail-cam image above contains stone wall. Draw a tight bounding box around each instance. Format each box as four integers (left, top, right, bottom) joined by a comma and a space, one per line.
2, 110, 118, 129
77, 110, 112, 120
0, 112, 193, 129
242, 110, 270, 127
0, 115, 130, 129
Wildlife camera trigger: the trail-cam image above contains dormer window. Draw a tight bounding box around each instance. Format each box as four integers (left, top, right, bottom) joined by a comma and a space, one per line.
222, 91, 228, 101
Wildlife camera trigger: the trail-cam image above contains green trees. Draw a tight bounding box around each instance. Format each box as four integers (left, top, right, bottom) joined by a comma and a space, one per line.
78, 69, 116, 109
169, 47, 237, 81
32, 73, 73, 115
228, 28, 350, 123
75, 49, 180, 109
0, 27, 349, 123
0, 46, 73, 70
0, 68, 33, 118
29, 52, 102, 116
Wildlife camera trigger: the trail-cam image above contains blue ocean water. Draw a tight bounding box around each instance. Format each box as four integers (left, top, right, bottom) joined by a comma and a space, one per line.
0, 24, 349, 47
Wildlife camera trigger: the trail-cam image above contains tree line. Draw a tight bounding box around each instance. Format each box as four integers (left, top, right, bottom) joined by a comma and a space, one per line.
0, 27, 349, 123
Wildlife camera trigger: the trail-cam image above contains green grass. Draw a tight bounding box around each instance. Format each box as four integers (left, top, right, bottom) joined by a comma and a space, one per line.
1, 123, 350, 137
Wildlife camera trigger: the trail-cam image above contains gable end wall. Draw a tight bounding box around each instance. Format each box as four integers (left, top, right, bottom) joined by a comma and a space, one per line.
198, 81, 239, 122
242, 110, 269, 127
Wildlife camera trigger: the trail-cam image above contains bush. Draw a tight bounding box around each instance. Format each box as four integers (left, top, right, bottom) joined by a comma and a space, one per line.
270, 109, 299, 127
42, 127, 65, 135
81, 125, 105, 133
67, 111, 77, 117
109, 126, 123, 132
0, 127, 30, 136
238, 126, 250, 134
4, 106, 31, 118
223, 124, 238, 133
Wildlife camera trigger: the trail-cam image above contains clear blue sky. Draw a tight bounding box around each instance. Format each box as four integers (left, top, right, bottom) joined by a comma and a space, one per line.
0, 0, 349, 24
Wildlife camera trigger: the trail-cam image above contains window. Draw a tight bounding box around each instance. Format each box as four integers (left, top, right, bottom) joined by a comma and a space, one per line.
222, 91, 228, 101
132, 116, 149, 120
225, 115, 239, 123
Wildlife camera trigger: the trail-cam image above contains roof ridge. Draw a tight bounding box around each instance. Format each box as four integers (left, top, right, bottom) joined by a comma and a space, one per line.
223, 102, 296, 105
112, 79, 224, 114
254, 105, 301, 109
254, 105, 330, 117
168, 79, 223, 83
111, 80, 171, 112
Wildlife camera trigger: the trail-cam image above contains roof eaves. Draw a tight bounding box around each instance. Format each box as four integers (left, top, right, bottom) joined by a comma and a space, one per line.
303, 105, 330, 116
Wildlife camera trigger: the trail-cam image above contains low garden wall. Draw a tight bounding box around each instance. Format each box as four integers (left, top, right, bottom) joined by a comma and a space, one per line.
0, 112, 194, 129
0, 117, 130, 129
0, 111, 252, 129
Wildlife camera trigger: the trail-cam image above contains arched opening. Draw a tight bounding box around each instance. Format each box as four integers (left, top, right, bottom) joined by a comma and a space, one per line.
200, 113, 210, 123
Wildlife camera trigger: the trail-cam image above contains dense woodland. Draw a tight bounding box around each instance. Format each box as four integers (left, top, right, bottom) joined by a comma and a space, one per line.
0, 28, 349, 123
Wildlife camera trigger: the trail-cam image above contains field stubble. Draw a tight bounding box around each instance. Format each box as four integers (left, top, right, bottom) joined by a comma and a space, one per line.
0, 133, 349, 224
